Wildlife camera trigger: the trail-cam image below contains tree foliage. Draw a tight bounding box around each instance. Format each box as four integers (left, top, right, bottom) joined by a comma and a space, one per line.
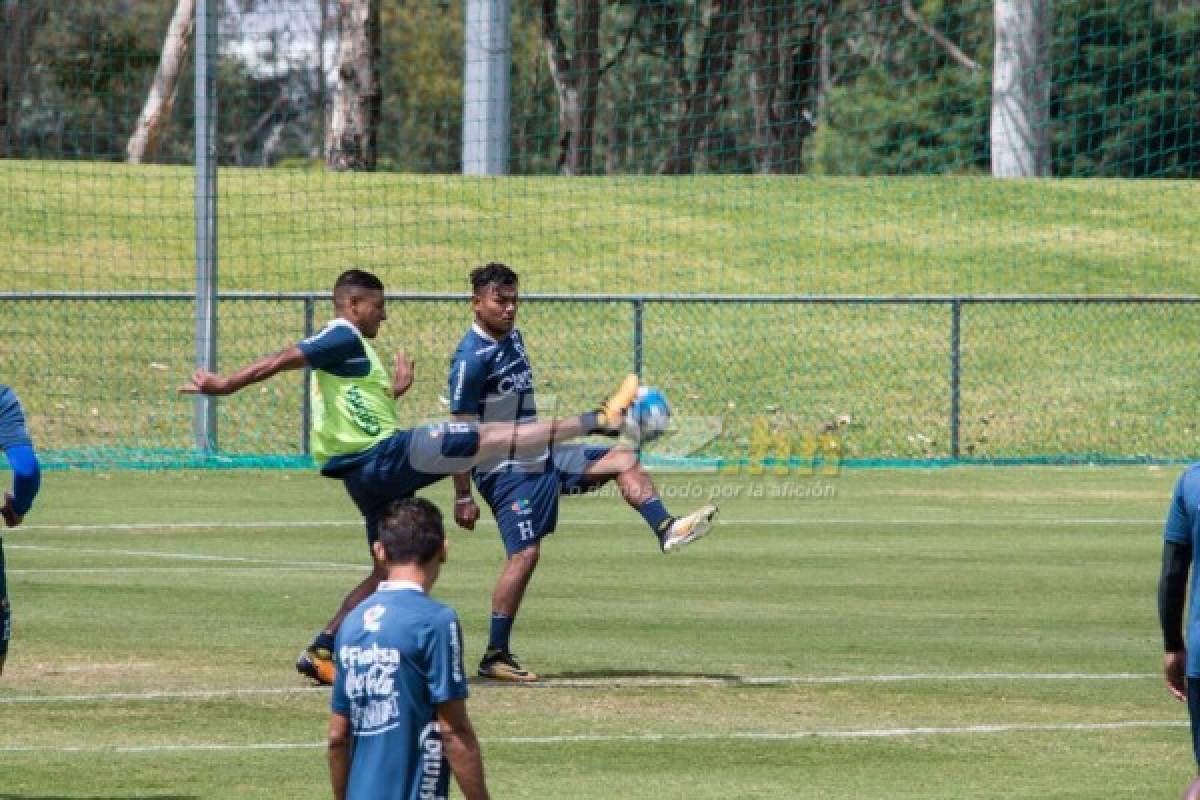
4, 0, 1198, 176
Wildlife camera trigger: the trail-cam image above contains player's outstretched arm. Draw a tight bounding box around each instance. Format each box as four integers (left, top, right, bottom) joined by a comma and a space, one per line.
178, 346, 307, 396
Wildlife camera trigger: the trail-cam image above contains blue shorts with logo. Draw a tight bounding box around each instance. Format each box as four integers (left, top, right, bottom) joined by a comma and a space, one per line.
475, 444, 611, 556
0, 386, 31, 451
325, 422, 481, 545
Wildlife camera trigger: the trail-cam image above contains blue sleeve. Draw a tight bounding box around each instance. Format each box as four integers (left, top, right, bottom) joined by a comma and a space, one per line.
448, 350, 486, 415
425, 609, 469, 705
1166, 472, 1193, 545
330, 628, 351, 716
5, 445, 40, 516
299, 325, 364, 372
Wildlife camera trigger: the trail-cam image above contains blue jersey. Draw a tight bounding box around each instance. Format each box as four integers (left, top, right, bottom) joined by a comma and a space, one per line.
332, 581, 470, 800
1165, 464, 1200, 676
448, 324, 541, 474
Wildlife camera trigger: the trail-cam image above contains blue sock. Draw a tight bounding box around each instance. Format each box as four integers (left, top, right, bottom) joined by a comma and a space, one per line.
636, 496, 672, 536
5, 445, 40, 517
488, 612, 514, 653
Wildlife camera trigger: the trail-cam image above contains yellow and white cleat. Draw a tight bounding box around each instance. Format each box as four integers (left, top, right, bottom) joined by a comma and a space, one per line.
661, 504, 719, 553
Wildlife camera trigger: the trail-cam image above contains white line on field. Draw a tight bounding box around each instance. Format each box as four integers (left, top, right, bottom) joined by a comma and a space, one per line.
0, 720, 1184, 754
6, 516, 1161, 535
8, 566, 360, 574
0, 672, 1157, 705
3, 543, 362, 569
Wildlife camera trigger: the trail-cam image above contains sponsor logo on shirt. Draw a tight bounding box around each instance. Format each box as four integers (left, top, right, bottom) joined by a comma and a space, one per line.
345, 385, 381, 436
511, 498, 532, 515
497, 369, 534, 396
418, 721, 445, 799
364, 604, 386, 633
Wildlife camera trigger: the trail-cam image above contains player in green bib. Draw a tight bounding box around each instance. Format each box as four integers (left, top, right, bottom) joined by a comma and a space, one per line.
180, 269, 641, 685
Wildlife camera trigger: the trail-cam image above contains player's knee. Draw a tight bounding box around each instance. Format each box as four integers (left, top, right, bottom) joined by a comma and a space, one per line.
1185, 777, 1200, 800
509, 543, 540, 573
609, 446, 641, 474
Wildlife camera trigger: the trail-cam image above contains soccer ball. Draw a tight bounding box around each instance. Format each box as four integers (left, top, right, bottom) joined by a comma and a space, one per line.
623, 386, 671, 444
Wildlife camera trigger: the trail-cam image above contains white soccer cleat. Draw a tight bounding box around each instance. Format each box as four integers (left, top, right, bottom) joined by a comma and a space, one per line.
661, 504, 718, 553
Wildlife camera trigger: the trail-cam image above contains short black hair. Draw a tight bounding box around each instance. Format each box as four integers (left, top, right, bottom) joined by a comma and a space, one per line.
470, 262, 518, 294
333, 268, 384, 299
377, 497, 445, 565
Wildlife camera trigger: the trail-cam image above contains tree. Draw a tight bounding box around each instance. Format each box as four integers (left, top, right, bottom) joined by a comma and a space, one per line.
660, 0, 741, 174
326, 0, 381, 170
991, 0, 1051, 176
539, 0, 603, 174
0, 0, 48, 156
741, 0, 822, 173
126, 0, 195, 164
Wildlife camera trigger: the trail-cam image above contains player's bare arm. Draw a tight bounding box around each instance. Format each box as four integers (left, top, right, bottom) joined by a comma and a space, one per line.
452, 413, 481, 530
437, 698, 491, 800
178, 346, 308, 396
327, 711, 352, 800
392, 350, 414, 398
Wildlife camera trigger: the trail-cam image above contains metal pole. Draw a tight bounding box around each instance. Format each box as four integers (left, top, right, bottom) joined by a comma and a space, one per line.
633, 298, 644, 377
302, 297, 315, 456
950, 298, 962, 459
193, 0, 219, 451
462, 0, 511, 174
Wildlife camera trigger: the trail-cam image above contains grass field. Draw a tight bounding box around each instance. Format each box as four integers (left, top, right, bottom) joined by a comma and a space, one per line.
0, 466, 1189, 798
2, 162, 1199, 462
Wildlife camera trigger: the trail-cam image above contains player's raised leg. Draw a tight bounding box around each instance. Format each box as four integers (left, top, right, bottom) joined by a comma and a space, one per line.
574, 445, 718, 553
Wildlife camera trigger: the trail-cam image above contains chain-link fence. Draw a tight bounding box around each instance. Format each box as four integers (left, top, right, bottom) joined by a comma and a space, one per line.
2, 293, 1197, 467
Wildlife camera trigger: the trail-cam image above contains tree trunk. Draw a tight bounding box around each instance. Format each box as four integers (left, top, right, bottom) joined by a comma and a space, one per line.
539, 0, 601, 175
991, 0, 1051, 177
744, 0, 783, 174
660, 0, 741, 175
0, 0, 48, 157
126, 0, 195, 164
326, 0, 381, 171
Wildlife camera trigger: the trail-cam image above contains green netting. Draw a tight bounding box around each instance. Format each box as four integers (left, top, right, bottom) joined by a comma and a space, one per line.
0, 1, 1198, 469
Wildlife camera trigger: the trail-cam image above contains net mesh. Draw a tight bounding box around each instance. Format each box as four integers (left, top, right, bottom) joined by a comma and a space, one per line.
0, 0, 1197, 468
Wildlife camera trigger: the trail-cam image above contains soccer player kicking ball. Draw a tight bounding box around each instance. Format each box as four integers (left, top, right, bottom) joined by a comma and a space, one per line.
0, 384, 42, 677
329, 497, 490, 800
449, 263, 718, 683
179, 268, 641, 685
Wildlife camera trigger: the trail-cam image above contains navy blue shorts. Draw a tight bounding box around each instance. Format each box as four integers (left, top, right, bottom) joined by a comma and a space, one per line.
1189, 678, 1200, 766
334, 422, 481, 545
475, 444, 611, 556
0, 386, 31, 451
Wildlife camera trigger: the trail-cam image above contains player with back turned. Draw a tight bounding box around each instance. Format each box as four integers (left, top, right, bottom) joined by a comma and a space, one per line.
328, 497, 489, 800
180, 267, 642, 685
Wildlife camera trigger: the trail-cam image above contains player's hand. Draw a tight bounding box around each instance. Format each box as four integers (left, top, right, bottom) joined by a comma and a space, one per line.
454, 497, 480, 530
393, 351, 415, 398
178, 369, 230, 396
1, 492, 22, 528
1165, 649, 1188, 702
